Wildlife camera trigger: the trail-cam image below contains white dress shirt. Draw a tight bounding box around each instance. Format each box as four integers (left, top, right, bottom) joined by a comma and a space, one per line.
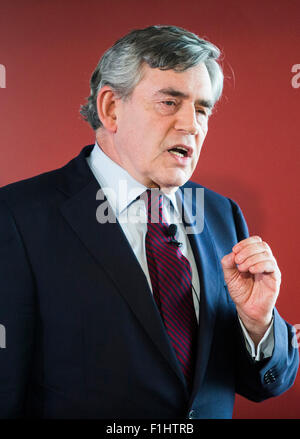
87, 142, 274, 361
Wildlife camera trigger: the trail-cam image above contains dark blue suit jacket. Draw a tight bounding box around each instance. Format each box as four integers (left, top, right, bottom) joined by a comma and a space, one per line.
0, 145, 298, 418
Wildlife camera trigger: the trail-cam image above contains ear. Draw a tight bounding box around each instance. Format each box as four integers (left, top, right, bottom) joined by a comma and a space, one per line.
96, 86, 119, 133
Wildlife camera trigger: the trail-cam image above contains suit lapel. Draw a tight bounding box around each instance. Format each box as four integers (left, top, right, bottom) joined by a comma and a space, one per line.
178, 185, 222, 402
58, 148, 187, 392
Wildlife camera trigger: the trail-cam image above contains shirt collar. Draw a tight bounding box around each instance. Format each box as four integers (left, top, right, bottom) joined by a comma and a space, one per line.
87, 142, 180, 217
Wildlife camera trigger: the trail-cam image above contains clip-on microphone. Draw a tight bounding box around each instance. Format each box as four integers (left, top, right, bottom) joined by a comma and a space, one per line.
166, 224, 182, 247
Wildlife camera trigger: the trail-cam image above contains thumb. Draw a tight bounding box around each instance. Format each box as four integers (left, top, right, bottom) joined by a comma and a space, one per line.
221, 252, 236, 269
221, 252, 237, 281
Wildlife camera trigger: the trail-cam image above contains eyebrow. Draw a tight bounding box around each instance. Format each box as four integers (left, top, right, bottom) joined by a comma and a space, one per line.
154, 87, 214, 109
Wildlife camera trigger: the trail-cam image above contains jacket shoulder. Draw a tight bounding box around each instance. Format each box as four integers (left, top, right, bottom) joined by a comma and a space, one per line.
182, 179, 238, 211
182, 180, 249, 252
0, 167, 66, 210
0, 145, 94, 211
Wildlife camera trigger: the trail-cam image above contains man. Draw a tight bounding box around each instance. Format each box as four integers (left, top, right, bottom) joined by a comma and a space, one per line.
0, 25, 298, 419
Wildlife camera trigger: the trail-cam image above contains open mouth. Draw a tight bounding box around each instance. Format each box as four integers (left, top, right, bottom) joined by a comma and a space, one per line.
167, 146, 189, 158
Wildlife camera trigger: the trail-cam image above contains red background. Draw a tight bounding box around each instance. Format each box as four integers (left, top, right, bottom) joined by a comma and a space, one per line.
0, 0, 299, 418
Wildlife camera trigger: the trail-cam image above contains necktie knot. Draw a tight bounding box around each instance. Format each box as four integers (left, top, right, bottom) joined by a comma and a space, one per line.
144, 188, 164, 224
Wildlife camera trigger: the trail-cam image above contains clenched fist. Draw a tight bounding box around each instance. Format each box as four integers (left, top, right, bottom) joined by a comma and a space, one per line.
221, 236, 281, 345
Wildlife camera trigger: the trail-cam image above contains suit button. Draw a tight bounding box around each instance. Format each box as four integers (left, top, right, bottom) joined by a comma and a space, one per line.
264, 369, 276, 384
188, 409, 195, 419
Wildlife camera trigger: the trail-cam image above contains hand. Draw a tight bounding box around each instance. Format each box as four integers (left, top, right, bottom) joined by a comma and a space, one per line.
221, 236, 281, 345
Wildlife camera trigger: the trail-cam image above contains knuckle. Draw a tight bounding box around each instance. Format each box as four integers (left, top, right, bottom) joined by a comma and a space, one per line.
262, 241, 270, 251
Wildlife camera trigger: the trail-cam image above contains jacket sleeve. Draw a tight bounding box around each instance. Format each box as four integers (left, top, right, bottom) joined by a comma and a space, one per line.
0, 200, 36, 418
229, 198, 299, 402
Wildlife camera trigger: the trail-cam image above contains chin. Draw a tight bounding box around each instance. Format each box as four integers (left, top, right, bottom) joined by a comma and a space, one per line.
170, 173, 190, 187
152, 170, 190, 190
160, 178, 188, 190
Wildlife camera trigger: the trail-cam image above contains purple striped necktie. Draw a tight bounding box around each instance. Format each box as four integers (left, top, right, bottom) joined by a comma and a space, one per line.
143, 189, 198, 389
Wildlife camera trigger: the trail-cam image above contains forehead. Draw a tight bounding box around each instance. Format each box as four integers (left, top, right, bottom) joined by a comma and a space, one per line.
133, 63, 213, 102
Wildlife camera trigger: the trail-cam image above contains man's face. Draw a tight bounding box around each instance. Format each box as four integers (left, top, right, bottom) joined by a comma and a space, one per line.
112, 62, 214, 191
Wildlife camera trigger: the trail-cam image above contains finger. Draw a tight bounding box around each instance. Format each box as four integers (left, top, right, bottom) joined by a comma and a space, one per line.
233, 236, 262, 253
221, 252, 240, 284
237, 253, 276, 273
234, 241, 272, 264
221, 252, 236, 269
248, 260, 279, 275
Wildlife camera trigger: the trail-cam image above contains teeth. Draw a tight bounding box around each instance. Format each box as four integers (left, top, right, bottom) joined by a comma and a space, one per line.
168, 146, 189, 158
169, 150, 185, 157
176, 146, 188, 153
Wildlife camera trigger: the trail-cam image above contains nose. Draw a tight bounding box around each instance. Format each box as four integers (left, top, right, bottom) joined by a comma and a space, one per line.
174, 104, 200, 135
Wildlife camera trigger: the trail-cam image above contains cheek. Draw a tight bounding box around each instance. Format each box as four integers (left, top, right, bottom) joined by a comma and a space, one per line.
198, 123, 209, 149
192, 137, 206, 166
199, 118, 209, 135
196, 131, 207, 152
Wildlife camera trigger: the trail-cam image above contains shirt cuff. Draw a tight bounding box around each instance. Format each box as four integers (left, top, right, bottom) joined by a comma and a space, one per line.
238, 316, 274, 361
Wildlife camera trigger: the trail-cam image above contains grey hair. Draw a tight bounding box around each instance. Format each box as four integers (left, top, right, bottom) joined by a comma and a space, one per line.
80, 25, 224, 130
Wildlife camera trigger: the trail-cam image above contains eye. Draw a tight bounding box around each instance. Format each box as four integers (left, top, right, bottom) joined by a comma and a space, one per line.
157, 100, 178, 114
196, 108, 207, 116
162, 100, 176, 107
